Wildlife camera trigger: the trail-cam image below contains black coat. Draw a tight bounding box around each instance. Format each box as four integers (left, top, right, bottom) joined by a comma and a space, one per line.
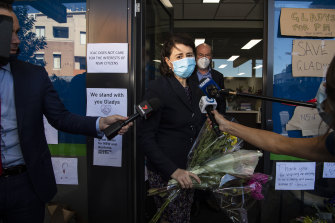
138, 76, 203, 180
10, 59, 98, 202
189, 68, 226, 114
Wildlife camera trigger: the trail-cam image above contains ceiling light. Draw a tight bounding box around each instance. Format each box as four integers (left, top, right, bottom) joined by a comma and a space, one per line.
195, 38, 205, 47
253, 65, 263, 69
153, 60, 161, 63
237, 72, 245, 76
227, 55, 239, 61
241, 39, 262, 49
203, 0, 220, 3
218, 64, 227, 69
160, 0, 173, 8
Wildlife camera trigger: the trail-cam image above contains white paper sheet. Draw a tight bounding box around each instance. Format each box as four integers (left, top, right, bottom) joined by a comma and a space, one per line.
51, 157, 78, 185
87, 43, 128, 73
86, 88, 127, 167
275, 162, 315, 190
323, 162, 335, 178
43, 115, 58, 144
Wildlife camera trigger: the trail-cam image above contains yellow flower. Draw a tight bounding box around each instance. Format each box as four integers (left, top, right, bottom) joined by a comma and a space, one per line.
230, 136, 238, 146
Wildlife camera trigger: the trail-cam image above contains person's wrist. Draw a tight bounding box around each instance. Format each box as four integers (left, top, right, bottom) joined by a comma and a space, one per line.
99, 117, 106, 130
224, 120, 233, 133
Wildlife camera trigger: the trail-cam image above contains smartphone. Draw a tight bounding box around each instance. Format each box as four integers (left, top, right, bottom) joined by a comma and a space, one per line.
0, 15, 13, 64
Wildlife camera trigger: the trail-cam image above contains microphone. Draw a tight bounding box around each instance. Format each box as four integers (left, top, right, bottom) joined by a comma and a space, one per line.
199, 96, 221, 137
199, 78, 316, 108
103, 98, 160, 140
199, 78, 222, 100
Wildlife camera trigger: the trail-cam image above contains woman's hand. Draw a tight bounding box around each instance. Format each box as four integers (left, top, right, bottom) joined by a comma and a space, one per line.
171, 168, 201, 189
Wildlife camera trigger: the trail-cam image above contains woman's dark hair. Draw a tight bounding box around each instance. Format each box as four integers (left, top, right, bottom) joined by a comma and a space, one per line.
159, 33, 195, 77
325, 56, 335, 130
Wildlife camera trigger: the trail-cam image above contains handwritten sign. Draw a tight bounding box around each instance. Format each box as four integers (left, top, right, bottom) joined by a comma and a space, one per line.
292, 39, 335, 77
86, 88, 128, 167
323, 162, 335, 178
87, 43, 128, 73
280, 8, 335, 37
286, 106, 329, 136
51, 157, 78, 185
275, 162, 315, 190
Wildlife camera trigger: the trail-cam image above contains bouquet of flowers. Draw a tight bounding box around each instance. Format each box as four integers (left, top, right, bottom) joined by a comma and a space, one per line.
148, 122, 268, 223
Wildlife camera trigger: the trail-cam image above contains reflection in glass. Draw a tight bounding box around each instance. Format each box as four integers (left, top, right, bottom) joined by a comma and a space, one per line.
53, 26, 69, 38
213, 58, 263, 111
272, 0, 335, 137
13, 2, 87, 144
53, 54, 61, 69
35, 26, 45, 37
145, 0, 171, 85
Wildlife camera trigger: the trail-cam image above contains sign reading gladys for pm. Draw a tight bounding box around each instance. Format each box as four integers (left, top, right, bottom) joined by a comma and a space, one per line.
280, 8, 335, 37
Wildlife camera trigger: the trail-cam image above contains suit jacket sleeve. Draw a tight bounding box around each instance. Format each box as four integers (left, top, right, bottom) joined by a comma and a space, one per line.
138, 82, 179, 179
40, 67, 98, 137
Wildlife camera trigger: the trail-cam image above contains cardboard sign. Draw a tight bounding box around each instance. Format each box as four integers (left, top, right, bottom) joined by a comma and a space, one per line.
280, 8, 335, 37
292, 39, 335, 77
286, 106, 329, 136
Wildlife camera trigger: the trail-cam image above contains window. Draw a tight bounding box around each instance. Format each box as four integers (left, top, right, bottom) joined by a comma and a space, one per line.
35, 53, 44, 63
53, 54, 61, 69
75, 56, 86, 70
35, 26, 45, 38
53, 27, 69, 38
80, 31, 86, 45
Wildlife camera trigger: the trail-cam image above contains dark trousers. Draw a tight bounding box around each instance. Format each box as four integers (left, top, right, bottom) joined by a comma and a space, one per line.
0, 172, 45, 223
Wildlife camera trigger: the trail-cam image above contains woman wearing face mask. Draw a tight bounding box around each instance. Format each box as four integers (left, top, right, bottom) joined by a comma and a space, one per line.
210, 56, 335, 161
138, 34, 203, 223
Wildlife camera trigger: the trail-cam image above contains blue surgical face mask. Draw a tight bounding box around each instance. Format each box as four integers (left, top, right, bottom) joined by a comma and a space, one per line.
316, 82, 333, 126
171, 57, 196, 79
316, 82, 326, 111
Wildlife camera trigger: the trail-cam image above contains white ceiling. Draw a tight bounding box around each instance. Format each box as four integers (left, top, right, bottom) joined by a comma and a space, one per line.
168, 0, 264, 61
170, 0, 264, 20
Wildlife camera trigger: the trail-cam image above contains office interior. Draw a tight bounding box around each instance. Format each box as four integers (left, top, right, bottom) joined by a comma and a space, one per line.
9, 0, 335, 222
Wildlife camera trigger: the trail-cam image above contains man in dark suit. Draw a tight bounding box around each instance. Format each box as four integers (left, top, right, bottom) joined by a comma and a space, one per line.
189, 43, 226, 216
189, 43, 226, 114
0, 4, 131, 223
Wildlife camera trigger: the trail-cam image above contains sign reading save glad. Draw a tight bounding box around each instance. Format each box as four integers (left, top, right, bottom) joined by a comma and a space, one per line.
292, 39, 335, 77
280, 8, 335, 37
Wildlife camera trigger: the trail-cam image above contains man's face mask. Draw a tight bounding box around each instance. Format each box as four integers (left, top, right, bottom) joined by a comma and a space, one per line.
197, 57, 210, 69
316, 82, 333, 126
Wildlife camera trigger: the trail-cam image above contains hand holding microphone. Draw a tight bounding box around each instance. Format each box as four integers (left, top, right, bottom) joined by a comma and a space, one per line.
199, 96, 221, 137
102, 98, 160, 140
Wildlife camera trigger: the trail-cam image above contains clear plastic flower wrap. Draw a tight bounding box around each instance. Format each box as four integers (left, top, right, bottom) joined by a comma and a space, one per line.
213, 172, 272, 223
147, 122, 265, 223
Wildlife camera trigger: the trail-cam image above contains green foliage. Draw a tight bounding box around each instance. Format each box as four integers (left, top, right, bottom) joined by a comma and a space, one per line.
14, 6, 47, 66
